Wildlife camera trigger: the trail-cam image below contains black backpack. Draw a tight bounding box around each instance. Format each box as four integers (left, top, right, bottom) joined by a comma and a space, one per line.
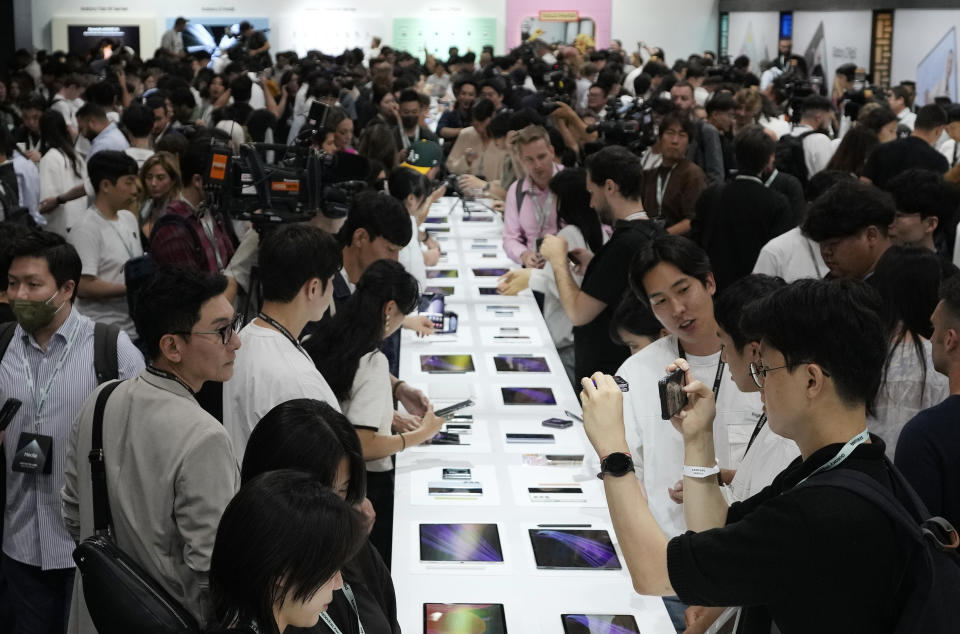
774, 129, 818, 184
0, 321, 120, 384
798, 462, 960, 633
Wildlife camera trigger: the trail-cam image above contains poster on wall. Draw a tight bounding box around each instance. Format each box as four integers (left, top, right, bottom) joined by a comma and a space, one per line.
726, 12, 779, 69
506, 0, 611, 50
792, 11, 872, 90
917, 27, 957, 106
167, 17, 269, 62
392, 18, 497, 61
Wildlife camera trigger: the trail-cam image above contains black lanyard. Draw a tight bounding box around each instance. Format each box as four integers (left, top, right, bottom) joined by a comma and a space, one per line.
146, 365, 196, 397
257, 312, 311, 360
743, 413, 767, 458
677, 341, 725, 401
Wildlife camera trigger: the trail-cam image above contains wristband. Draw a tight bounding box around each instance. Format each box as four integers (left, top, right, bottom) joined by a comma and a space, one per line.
683, 462, 720, 479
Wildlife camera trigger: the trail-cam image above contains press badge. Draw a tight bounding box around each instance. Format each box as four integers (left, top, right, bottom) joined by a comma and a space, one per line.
13, 433, 53, 474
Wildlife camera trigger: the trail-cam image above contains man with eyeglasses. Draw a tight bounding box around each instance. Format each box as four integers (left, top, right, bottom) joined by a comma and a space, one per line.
63, 266, 241, 634
613, 235, 763, 631
580, 279, 911, 634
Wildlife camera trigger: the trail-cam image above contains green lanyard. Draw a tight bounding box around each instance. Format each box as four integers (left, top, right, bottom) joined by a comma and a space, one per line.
319, 582, 364, 634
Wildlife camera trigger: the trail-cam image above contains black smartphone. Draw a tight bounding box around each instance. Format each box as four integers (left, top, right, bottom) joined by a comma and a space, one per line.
442, 467, 472, 480
542, 418, 573, 429
434, 399, 475, 419
567, 251, 580, 264
658, 369, 687, 420
430, 431, 461, 445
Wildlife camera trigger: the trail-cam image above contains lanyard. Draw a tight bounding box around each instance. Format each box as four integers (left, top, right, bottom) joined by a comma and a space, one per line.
94, 207, 136, 259
735, 175, 764, 185
528, 181, 554, 234
743, 413, 767, 458
319, 582, 365, 634
19, 319, 82, 427
146, 365, 196, 397
257, 312, 311, 360
655, 165, 676, 213
796, 429, 871, 487
763, 168, 778, 187
677, 341, 725, 401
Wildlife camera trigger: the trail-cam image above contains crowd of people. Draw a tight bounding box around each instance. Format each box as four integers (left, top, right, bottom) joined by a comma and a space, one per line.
1, 22, 959, 634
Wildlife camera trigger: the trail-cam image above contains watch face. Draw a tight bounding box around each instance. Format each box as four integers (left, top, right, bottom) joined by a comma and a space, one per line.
602, 453, 633, 476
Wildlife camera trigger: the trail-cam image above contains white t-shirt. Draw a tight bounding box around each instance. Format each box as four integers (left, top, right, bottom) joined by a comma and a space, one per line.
722, 418, 799, 505
752, 227, 828, 283
341, 351, 395, 472
618, 334, 764, 538
897, 109, 916, 131
38, 148, 87, 238
68, 207, 142, 337
223, 322, 341, 461
124, 147, 155, 169
791, 124, 834, 178
398, 215, 427, 288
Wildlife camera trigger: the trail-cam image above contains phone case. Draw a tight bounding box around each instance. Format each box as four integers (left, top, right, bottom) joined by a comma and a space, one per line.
658, 369, 687, 420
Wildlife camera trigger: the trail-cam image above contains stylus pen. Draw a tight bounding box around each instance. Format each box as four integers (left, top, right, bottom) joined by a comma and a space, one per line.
564, 410, 584, 423
536, 524, 592, 528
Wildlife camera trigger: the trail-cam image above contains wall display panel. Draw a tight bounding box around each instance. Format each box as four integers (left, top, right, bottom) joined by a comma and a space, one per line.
892, 10, 960, 97
791, 11, 871, 88
275, 12, 386, 58
52, 16, 156, 58
164, 17, 268, 62
726, 11, 779, 68
393, 18, 498, 61
506, 0, 611, 50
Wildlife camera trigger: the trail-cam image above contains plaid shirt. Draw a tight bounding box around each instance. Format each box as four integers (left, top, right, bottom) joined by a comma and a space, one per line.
149, 199, 237, 273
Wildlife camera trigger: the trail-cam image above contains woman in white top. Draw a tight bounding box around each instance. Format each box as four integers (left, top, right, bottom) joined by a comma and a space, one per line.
38, 110, 86, 237
867, 247, 950, 458
497, 168, 609, 385
387, 167, 443, 287
303, 259, 444, 562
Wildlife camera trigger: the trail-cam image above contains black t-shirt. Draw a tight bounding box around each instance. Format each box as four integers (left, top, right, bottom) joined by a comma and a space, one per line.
667, 435, 907, 634
861, 136, 949, 190
575, 219, 663, 379
895, 394, 960, 531
288, 541, 399, 634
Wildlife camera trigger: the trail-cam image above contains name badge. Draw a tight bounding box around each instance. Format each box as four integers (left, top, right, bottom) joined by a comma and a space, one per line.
13, 433, 53, 474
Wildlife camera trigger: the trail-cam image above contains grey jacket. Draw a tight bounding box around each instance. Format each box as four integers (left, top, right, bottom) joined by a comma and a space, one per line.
62, 368, 240, 634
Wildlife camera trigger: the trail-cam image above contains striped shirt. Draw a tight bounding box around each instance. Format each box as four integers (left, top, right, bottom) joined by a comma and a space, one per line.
0, 307, 144, 570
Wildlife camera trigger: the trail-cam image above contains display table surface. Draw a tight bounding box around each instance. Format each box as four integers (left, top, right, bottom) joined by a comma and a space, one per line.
392, 197, 675, 634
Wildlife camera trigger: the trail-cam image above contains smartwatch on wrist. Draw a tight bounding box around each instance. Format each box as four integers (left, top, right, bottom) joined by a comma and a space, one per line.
597, 452, 634, 480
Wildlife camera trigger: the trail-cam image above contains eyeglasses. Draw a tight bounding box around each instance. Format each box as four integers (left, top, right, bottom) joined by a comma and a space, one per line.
749, 361, 830, 389
175, 314, 243, 345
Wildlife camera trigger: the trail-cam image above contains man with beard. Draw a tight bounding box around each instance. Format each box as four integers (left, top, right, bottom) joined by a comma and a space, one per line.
76, 104, 129, 159
539, 145, 664, 379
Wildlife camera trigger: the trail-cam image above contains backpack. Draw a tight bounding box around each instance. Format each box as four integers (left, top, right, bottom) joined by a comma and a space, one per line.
0, 321, 119, 384
797, 462, 960, 633
774, 129, 818, 183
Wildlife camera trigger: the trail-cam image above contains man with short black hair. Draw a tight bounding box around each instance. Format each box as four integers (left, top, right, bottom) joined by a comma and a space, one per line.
779, 94, 835, 181
539, 145, 663, 379
706, 92, 738, 179
802, 179, 894, 279
161, 17, 188, 58
672, 81, 724, 185
692, 124, 794, 290
641, 111, 707, 235
120, 102, 155, 168
76, 103, 129, 159
68, 151, 142, 337
584, 83, 608, 119
63, 266, 240, 634
896, 273, 960, 529
888, 85, 916, 130
940, 103, 960, 167
580, 278, 908, 633
480, 77, 506, 113
437, 77, 478, 144
862, 104, 950, 190
1, 231, 142, 634
396, 89, 438, 149
887, 169, 960, 260
223, 224, 343, 460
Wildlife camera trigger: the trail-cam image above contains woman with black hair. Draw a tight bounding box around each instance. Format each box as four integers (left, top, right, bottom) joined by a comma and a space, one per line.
37, 110, 87, 237
208, 470, 364, 634
242, 399, 400, 634
387, 167, 443, 286
867, 246, 949, 458
497, 167, 608, 385
825, 125, 878, 177
303, 259, 444, 563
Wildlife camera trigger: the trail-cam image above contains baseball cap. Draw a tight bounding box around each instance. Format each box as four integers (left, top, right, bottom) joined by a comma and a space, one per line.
402, 140, 443, 174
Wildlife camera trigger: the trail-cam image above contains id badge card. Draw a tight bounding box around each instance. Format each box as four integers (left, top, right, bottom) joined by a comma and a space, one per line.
13, 433, 53, 474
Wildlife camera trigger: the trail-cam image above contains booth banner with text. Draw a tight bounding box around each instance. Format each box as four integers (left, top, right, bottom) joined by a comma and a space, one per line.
506, 0, 610, 49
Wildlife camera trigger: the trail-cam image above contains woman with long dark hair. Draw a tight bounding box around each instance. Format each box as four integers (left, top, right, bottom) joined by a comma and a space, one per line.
303, 259, 444, 563
387, 167, 443, 285
37, 109, 86, 236
209, 470, 364, 634
497, 168, 608, 385
825, 126, 879, 177
867, 246, 949, 457
242, 399, 400, 634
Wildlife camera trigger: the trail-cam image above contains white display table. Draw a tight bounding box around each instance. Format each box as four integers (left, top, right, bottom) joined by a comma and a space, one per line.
392, 197, 675, 634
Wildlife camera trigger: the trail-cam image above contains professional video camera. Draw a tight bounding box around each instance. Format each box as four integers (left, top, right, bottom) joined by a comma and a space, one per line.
202, 100, 369, 226
588, 97, 660, 154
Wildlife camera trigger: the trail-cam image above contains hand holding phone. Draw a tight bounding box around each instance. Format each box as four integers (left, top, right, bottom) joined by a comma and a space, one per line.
658, 369, 687, 420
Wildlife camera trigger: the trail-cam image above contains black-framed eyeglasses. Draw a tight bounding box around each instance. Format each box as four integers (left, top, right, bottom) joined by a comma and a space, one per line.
749, 361, 830, 389
175, 314, 243, 345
